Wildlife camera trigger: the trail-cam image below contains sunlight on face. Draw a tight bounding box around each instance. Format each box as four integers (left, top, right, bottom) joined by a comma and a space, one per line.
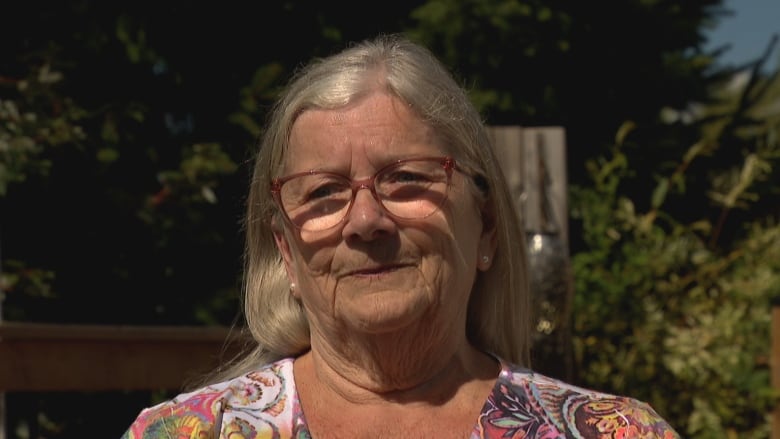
274, 91, 491, 341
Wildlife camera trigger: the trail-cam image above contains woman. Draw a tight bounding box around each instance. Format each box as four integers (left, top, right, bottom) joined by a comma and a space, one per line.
122, 34, 679, 438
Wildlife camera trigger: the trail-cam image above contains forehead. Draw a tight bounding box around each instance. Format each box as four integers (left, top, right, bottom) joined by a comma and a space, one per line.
285, 93, 447, 172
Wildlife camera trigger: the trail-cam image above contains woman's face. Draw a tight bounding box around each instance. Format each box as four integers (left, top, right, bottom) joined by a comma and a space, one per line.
273, 91, 496, 338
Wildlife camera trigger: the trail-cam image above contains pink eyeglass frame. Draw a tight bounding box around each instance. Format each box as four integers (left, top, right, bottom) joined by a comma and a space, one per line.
270, 156, 458, 230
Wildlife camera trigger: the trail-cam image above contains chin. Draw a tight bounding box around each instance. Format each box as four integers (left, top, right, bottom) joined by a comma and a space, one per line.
339, 292, 433, 333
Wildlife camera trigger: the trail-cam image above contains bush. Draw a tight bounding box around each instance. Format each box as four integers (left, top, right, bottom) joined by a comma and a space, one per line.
569, 54, 780, 437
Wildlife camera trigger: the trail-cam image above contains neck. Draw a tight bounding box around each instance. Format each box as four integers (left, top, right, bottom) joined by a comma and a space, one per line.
292, 338, 499, 439
297, 326, 497, 405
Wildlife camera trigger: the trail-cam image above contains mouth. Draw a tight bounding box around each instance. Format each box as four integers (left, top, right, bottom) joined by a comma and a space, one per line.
343, 263, 411, 277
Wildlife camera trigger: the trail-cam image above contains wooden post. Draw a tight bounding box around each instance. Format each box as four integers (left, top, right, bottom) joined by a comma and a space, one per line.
486, 126, 568, 241
486, 126, 573, 381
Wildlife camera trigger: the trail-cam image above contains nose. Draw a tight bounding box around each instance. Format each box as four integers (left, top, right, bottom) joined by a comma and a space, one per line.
341, 186, 397, 241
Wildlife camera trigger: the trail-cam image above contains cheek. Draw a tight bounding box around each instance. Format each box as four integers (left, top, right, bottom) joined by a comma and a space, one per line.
287, 235, 339, 295
292, 247, 340, 319
412, 212, 478, 282
431, 201, 483, 291
300, 247, 336, 277
291, 231, 337, 269
444, 190, 483, 258
411, 229, 478, 316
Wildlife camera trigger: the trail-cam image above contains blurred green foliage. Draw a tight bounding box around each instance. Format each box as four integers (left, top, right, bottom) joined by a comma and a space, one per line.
0, 64, 87, 313
570, 49, 780, 436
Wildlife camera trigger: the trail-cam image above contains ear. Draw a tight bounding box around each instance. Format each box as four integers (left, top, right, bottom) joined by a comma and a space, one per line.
272, 219, 300, 297
477, 199, 498, 272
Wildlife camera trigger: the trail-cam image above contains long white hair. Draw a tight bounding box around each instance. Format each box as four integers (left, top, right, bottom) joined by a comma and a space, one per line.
202, 33, 530, 385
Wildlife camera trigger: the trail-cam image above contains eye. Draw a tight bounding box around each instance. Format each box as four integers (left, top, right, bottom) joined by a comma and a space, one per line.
385, 170, 432, 184
283, 173, 350, 207
306, 182, 346, 201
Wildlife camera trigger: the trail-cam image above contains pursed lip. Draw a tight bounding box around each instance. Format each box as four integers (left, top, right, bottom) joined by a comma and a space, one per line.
342, 263, 413, 277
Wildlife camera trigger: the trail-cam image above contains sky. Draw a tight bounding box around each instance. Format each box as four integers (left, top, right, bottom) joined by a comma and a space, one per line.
702, 0, 780, 72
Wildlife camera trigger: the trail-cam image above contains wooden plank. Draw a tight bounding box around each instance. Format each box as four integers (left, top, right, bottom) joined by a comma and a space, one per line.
486, 125, 526, 222
487, 125, 568, 244
522, 127, 568, 244
0, 322, 246, 392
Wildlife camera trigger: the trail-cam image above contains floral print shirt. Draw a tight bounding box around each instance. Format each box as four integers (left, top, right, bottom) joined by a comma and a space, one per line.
121, 357, 680, 438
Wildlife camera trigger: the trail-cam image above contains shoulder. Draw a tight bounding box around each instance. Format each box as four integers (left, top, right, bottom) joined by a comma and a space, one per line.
121, 358, 297, 439
488, 360, 681, 438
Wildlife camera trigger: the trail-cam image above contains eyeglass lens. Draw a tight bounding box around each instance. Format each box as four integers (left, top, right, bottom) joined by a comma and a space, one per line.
278, 158, 452, 231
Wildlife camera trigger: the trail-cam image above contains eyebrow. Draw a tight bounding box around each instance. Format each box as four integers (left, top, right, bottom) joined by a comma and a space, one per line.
291, 155, 432, 176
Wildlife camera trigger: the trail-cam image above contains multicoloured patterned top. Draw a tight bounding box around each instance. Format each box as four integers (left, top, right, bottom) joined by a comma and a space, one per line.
121, 357, 680, 438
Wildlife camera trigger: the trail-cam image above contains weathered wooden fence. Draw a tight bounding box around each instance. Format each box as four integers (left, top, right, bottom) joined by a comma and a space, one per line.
0, 322, 245, 392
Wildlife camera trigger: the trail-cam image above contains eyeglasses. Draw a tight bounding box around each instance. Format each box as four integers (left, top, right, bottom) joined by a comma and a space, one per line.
271, 156, 458, 232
